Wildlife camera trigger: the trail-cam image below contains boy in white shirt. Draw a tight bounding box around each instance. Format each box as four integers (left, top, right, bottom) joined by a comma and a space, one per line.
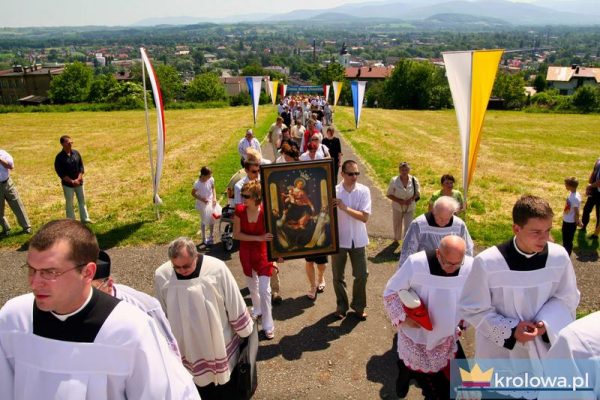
562, 176, 582, 255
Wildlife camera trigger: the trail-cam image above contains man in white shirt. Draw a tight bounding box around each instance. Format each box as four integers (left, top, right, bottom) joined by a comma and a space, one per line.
332, 160, 371, 320
268, 117, 286, 160
0, 219, 199, 400
237, 129, 261, 168
0, 149, 32, 235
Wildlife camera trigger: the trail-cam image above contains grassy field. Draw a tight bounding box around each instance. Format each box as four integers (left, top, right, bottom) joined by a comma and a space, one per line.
0, 105, 598, 252
0, 106, 277, 248
334, 106, 600, 250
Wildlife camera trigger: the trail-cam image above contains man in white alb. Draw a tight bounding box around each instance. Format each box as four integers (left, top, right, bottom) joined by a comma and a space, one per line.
399, 196, 473, 267
460, 195, 579, 388
155, 237, 254, 399
384, 236, 473, 399
0, 219, 198, 400
92, 249, 180, 357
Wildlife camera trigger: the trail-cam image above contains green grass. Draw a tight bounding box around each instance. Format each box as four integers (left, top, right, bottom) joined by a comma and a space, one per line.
1, 105, 598, 254
334, 106, 600, 253
0, 106, 277, 249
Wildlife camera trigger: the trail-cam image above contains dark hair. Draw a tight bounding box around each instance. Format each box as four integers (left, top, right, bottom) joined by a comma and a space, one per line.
60, 135, 72, 144
244, 160, 259, 170
564, 177, 579, 188
341, 160, 357, 173
30, 219, 99, 267
512, 195, 554, 227
281, 142, 299, 160
200, 166, 212, 176
441, 174, 455, 184
282, 127, 289, 134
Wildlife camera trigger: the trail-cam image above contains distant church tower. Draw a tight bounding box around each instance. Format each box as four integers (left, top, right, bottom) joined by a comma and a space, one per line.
338, 42, 351, 68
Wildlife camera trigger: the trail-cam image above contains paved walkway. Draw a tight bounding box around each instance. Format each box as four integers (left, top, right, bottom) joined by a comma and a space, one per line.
0, 131, 433, 399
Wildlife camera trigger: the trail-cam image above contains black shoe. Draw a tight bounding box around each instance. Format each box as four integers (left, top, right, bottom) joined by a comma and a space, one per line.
396, 360, 412, 398
271, 294, 283, 306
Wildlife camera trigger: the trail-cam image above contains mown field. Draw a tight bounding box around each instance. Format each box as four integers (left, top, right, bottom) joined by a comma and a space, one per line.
0, 106, 277, 247
334, 107, 600, 250
0, 105, 598, 252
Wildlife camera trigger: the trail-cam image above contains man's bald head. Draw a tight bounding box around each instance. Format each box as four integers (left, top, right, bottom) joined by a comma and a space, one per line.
436, 235, 466, 274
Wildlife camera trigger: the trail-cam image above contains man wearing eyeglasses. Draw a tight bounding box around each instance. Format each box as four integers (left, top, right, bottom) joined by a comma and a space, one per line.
54, 135, 92, 223
91, 250, 180, 357
332, 160, 371, 321
0, 219, 199, 400
384, 235, 473, 399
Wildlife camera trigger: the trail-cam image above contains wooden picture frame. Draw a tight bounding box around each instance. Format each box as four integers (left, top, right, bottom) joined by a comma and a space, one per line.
260, 159, 339, 261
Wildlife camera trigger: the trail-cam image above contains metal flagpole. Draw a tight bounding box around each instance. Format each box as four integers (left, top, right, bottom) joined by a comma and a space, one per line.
141, 52, 160, 219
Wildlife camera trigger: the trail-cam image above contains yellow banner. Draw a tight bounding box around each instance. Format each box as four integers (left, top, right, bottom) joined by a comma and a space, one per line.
467, 50, 503, 188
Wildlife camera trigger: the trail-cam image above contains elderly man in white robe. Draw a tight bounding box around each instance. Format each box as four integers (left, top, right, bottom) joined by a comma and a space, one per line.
155, 237, 254, 399
399, 196, 473, 267
384, 235, 473, 399
460, 195, 579, 398
0, 219, 198, 400
92, 250, 180, 357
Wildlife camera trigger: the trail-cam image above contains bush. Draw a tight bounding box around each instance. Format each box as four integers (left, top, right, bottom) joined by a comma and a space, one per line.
572, 85, 599, 113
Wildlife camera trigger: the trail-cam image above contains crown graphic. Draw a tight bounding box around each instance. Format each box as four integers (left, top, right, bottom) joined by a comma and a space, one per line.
459, 364, 494, 387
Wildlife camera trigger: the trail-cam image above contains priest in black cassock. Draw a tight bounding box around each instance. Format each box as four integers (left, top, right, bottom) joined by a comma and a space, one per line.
0, 219, 199, 400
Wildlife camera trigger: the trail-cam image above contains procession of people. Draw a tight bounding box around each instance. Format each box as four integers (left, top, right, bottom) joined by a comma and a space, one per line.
0, 94, 598, 400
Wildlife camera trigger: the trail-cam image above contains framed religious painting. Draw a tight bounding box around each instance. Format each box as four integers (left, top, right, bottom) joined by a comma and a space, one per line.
260, 159, 339, 261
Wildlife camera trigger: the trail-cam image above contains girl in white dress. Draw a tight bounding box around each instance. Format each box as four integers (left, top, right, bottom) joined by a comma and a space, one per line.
192, 166, 217, 245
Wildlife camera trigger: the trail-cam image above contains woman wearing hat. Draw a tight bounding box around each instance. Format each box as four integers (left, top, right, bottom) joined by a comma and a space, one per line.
386, 162, 420, 242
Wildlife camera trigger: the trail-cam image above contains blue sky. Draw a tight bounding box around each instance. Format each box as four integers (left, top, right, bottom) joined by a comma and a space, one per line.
0, 0, 557, 27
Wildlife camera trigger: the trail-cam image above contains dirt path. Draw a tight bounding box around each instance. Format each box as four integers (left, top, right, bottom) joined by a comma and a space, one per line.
0, 131, 598, 399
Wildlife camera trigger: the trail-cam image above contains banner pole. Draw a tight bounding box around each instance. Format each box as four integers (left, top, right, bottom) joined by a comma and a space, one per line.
141, 51, 159, 220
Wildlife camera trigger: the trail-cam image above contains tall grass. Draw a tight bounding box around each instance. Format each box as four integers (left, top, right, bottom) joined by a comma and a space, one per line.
0, 106, 277, 248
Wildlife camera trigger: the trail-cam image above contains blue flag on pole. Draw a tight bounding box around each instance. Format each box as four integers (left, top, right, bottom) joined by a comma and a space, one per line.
246, 76, 262, 126
351, 80, 367, 129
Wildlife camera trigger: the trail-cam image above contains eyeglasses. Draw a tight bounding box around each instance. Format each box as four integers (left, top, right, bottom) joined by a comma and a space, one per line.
437, 252, 464, 269
344, 172, 360, 177
22, 262, 87, 281
249, 169, 260, 174
241, 193, 252, 199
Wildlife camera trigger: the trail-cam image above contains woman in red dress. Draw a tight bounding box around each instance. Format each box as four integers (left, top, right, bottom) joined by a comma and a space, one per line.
233, 180, 276, 339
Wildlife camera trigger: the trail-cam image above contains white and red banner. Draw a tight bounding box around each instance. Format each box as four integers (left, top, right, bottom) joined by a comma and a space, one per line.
442, 49, 503, 200
140, 47, 165, 211
323, 84, 330, 103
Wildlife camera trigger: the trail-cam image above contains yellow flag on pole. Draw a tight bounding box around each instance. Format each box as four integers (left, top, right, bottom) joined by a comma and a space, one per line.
442, 49, 503, 200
